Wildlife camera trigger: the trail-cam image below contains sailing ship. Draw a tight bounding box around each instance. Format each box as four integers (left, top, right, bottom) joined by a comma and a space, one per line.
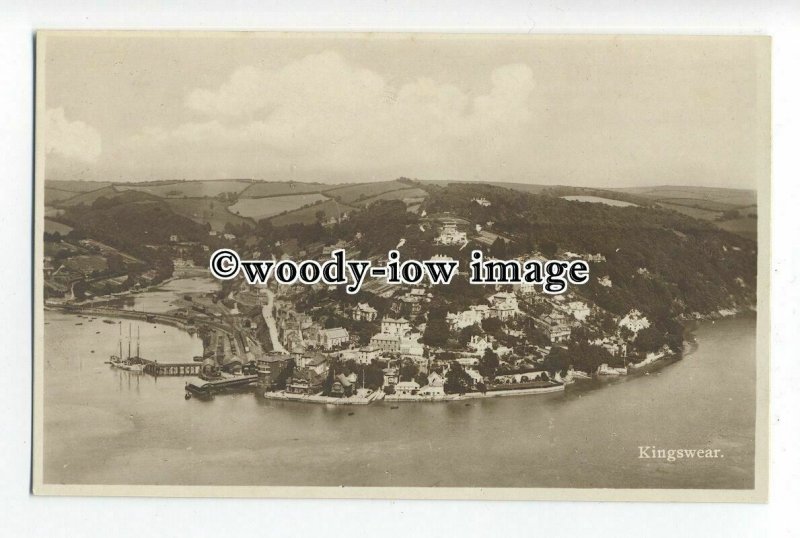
107, 322, 144, 373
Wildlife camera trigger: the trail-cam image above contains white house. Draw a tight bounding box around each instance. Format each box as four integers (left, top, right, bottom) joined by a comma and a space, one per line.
381, 317, 411, 336
318, 327, 350, 349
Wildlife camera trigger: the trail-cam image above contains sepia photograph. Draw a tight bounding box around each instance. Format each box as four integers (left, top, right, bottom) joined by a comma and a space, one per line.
32, 31, 770, 501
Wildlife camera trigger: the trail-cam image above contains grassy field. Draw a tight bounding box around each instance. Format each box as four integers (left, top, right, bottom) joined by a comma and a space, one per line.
228, 193, 330, 220
118, 179, 253, 198
44, 219, 73, 235
323, 180, 411, 204
63, 254, 107, 274
45, 187, 83, 205
354, 187, 428, 207
239, 181, 333, 198
165, 198, 254, 231
46, 180, 112, 193
616, 186, 756, 208
54, 185, 119, 207
269, 199, 355, 226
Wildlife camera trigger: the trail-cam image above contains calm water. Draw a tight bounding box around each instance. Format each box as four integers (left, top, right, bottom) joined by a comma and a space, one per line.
103, 276, 219, 313
43, 305, 756, 489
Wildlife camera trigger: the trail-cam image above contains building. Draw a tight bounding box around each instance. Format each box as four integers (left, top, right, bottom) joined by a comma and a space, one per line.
536, 311, 572, 343
352, 302, 378, 322
394, 380, 421, 396
381, 317, 411, 336
565, 301, 591, 321
446, 305, 491, 330
330, 373, 354, 397
371, 333, 401, 353
434, 223, 467, 245
318, 327, 350, 349
619, 309, 650, 334
285, 369, 325, 395
256, 353, 292, 388
339, 346, 380, 365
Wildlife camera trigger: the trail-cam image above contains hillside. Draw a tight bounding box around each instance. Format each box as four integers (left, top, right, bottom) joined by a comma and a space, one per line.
422, 183, 756, 321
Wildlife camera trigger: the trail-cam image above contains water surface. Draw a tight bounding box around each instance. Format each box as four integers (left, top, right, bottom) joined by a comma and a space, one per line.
43, 306, 756, 489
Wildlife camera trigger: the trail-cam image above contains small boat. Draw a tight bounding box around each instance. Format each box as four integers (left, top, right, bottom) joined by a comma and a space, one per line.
102, 320, 116, 325
75, 323, 83, 326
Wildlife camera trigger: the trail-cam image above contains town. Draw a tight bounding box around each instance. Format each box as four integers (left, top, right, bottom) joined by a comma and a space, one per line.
43, 178, 757, 404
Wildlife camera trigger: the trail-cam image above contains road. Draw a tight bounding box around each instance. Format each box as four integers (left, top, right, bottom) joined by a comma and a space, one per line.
261, 288, 286, 353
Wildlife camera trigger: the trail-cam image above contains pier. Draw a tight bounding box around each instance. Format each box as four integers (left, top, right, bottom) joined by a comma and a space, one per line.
141, 359, 201, 376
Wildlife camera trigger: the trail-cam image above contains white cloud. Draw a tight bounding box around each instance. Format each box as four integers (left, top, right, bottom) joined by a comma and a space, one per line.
127, 51, 536, 179
45, 108, 102, 163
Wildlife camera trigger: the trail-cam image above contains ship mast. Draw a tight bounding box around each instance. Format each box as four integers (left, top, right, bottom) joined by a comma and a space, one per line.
136, 325, 140, 358
118, 322, 122, 359
127, 324, 131, 360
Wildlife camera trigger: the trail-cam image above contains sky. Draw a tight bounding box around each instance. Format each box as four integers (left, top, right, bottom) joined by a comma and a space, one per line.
41, 33, 769, 189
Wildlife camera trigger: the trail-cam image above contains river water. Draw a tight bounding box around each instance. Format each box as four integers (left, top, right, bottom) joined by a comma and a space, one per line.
42, 282, 756, 489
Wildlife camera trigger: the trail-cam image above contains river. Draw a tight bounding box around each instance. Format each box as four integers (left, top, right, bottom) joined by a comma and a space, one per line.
42, 282, 756, 489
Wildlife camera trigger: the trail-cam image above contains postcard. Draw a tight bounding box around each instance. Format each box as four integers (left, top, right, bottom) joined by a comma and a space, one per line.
33, 31, 770, 501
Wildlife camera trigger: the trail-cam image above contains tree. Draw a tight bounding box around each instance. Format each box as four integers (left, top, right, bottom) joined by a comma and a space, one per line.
444, 362, 473, 395
422, 319, 450, 347
479, 348, 500, 378
543, 346, 570, 375
481, 317, 503, 335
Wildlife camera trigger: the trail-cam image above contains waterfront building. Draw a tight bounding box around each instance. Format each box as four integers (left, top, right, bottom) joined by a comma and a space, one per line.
394, 381, 421, 396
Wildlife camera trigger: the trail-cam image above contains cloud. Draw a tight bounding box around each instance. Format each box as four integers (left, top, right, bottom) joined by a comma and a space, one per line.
126, 51, 536, 180
45, 108, 102, 163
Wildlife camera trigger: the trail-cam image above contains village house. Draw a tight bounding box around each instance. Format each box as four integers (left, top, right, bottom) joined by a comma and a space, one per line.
318, 327, 350, 350
339, 346, 380, 365
394, 380, 421, 396
564, 300, 591, 321
489, 292, 519, 320
381, 317, 411, 336
619, 309, 650, 334
418, 372, 446, 397
351, 302, 378, 322
330, 373, 354, 397
370, 333, 401, 353
434, 223, 467, 245
536, 311, 572, 343
382, 367, 400, 387
446, 305, 491, 330
296, 353, 330, 375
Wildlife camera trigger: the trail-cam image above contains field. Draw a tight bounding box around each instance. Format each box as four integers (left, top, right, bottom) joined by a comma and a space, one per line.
354, 187, 428, 207
269, 199, 355, 226
615, 186, 756, 207
323, 180, 412, 204
47, 180, 112, 193
165, 198, 254, 231
53, 186, 119, 207
239, 181, 332, 198
44, 219, 73, 235
45, 188, 82, 205
118, 180, 253, 198
63, 255, 108, 274
228, 193, 330, 220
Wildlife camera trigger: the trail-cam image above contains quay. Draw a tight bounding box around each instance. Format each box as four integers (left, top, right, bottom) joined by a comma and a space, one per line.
263, 389, 384, 405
